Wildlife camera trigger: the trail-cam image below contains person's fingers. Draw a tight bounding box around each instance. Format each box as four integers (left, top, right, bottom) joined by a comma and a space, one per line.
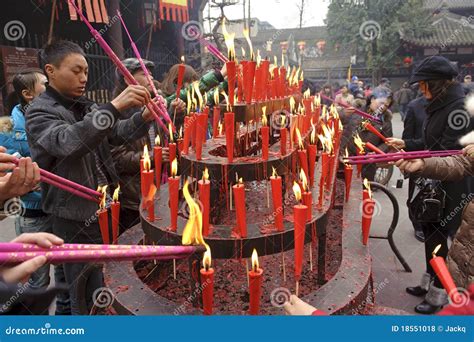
0, 161, 16, 173
23, 158, 34, 187
394, 159, 404, 167
0, 152, 16, 164
12, 232, 64, 248
0, 146, 6, 153
32, 162, 41, 185
17, 158, 27, 184
2, 256, 47, 283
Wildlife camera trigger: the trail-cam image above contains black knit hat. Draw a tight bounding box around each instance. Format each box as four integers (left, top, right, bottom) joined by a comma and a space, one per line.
116, 58, 155, 80
409, 56, 458, 84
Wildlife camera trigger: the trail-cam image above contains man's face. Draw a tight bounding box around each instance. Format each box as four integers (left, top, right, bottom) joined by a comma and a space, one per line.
45, 53, 88, 98
341, 86, 348, 94
465, 76, 472, 84
358, 81, 364, 87
133, 69, 153, 91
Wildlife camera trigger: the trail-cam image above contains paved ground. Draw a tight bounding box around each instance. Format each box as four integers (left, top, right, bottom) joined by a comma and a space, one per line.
0, 112, 426, 315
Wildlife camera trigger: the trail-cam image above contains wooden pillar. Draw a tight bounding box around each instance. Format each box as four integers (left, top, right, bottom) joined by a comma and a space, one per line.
107, 0, 124, 60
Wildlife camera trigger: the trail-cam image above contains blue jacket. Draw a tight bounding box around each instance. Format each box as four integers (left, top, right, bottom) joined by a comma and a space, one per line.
0, 105, 42, 210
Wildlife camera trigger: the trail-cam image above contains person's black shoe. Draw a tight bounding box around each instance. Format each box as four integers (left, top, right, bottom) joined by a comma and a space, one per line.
406, 286, 428, 297
414, 300, 443, 314
414, 230, 425, 242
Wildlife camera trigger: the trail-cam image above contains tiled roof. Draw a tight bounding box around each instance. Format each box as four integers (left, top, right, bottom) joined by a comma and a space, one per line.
424, 0, 474, 10
401, 10, 474, 47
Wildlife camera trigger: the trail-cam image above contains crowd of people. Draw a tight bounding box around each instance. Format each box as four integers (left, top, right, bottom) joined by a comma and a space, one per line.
0, 40, 472, 316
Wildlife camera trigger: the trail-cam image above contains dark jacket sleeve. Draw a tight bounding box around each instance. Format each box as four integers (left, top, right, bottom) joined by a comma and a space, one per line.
110, 144, 142, 174
420, 155, 474, 182
108, 109, 150, 146
402, 103, 425, 151
26, 102, 121, 159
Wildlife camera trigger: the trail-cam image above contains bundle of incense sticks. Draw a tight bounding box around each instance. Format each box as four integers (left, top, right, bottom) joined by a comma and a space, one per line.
345, 150, 462, 165
67, 0, 171, 135
0, 243, 205, 265
12, 158, 101, 203
319, 94, 382, 124
189, 26, 228, 63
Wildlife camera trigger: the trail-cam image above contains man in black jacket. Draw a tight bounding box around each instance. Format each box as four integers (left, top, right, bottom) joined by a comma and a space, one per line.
25, 41, 156, 314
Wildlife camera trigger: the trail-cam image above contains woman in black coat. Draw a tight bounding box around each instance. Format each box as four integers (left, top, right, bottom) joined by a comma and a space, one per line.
389, 56, 473, 314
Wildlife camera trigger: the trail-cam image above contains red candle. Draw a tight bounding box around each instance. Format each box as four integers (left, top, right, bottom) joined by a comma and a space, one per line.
270, 168, 284, 231
237, 61, 245, 103
144, 184, 156, 222
191, 112, 197, 149
430, 245, 461, 304
169, 159, 180, 231
361, 179, 374, 246
300, 170, 312, 222
261, 108, 269, 160
226, 60, 237, 107
243, 60, 256, 104
182, 116, 191, 155
168, 122, 177, 171
364, 122, 388, 143
260, 60, 270, 101
318, 150, 329, 208
154, 136, 163, 190
97, 186, 109, 244
195, 114, 206, 160
199, 168, 211, 237
325, 153, 335, 191
212, 103, 220, 139
225, 112, 235, 163
344, 164, 353, 202
175, 56, 186, 98
111, 186, 120, 244
280, 128, 287, 155
296, 128, 309, 179
293, 182, 307, 280
248, 249, 263, 315
200, 110, 208, 143
365, 142, 385, 155
232, 177, 247, 238
308, 129, 317, 188
140, 146, 154, 200
200, 248, 214, 315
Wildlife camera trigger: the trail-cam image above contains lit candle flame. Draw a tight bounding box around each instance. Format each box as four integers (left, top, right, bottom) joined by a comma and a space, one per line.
155, 135, 161, 147
186, 89, 192, 114
143, 145, 151, 171
171, 158, 178, 177
203, 167, 209, 181
300, 70, 304, 81
221, 91, 231, 112
181, 55, 185, 63
213, 87, 219, 106
218, 120, 223, 136
273, 55, 278, 67
281, 114, 286, 127
193, 81, 203, 111
222, 18, 235, 61
98, 185, 108, 209
262, 106, 267, 126
293, 181, 302, 202
243, 27, 254, 61
432, 244, 441, 257
272, 166, 278, 178
256, 50, 262, 66
303, 88, 311, 99
203, 247, 212, 270
113, 184, 120, 202
179, 126, 183, 139
241, 46, 246, 59
314, 94, 321, 107
251, 248, 259, 271
354, 134, 365, 153
296, 127, 304, 150
290, 96, 296, 114
182, 180, 209, 248
169, 123, 174, 143
310, 121, 316, 145
300, 169, 308, 191
363, 178, 372, 198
